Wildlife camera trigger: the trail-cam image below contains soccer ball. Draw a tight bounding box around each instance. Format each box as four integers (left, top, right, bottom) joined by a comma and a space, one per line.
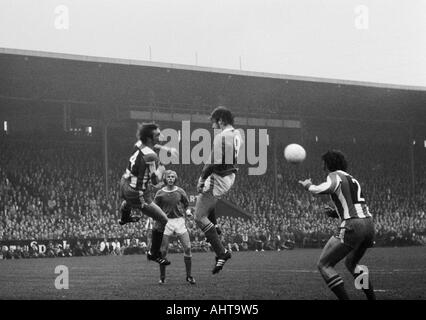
284, 143, 306, 164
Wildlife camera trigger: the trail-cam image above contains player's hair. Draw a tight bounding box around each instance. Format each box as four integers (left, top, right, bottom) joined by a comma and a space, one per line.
136, 122, 159, 144
210, 106, 234, 126
163, 170, 178, 184
321, 150, 348, 172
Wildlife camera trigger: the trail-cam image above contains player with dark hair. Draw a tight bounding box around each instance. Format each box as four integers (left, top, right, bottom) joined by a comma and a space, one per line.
119, 122, 172, 266
299, 150, 376, 300
154, 170, 196, 285
195, 106, 243, 274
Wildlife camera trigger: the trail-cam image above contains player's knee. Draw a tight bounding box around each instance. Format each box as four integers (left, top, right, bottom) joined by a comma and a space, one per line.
317, 258, 329, 271
120, 200, 130, 211
184, 247, 191, 256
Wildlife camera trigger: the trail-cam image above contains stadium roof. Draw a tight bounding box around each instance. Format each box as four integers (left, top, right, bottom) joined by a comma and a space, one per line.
1, 48, 426, 125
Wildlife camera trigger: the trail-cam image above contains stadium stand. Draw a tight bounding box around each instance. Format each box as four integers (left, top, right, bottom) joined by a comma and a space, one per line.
1, 132, 425, 259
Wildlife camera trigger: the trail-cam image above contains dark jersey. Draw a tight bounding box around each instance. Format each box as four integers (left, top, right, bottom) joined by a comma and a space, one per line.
154, 187, 189, 219
122, 141, 160, 191
202, 127, 243, 179
308, 170, 372, 220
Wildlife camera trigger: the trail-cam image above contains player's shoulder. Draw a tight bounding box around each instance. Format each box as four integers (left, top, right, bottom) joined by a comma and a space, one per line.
141, 146, 158, 162
328, 171, 346, 183
177, 187, 188, 195
155, 188, 165, 197
215, 127, 240, 142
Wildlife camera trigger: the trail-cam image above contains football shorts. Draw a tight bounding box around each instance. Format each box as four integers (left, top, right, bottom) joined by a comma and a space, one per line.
120, 176, 153, 207
202, 173, 235, 198
335, 217, 375, 249
164, 217, 188, 236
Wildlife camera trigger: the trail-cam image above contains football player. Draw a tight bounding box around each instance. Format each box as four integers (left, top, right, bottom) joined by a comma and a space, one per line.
118, 122, 172, 266
194, 106, 243, 274
299, 150, 376, 300
154, 170, 196, 285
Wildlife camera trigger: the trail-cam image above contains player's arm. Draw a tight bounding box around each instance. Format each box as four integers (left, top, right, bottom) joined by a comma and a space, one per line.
153, 144, 179, 159
324, 205, 339, 219
145, 153, 165, 186
299, 174, 340, 195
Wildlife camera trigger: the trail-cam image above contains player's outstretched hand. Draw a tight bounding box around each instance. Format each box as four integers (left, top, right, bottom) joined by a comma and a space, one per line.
324, 205, 339, 219
298, 178, 312, 188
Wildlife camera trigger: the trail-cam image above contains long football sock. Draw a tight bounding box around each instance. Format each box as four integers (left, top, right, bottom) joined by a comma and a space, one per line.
202, 222, 225, 257
353, 272, 376, 300
326, 274, 349, 300
184, 256, 192, 277
160, 264, 166, 281
362, 281, 376, 300
150, 230, 163, 257
208, 211, 217, 226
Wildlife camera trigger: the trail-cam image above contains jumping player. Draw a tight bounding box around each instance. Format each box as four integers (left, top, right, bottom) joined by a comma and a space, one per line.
118, 122, 171, 266
154, 170, 196, 285
299, 150, 376, 300
194, 106, 243, 274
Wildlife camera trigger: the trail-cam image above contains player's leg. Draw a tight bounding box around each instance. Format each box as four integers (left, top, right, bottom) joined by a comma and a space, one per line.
147, 219, 170, 266
317, 236, 353, 300
147, 220, 164, 258
142, 202, 168, 225
146, 228, 153, 253
344, 218, 376, 300
208, 207, 221, 235
344, 245, 376, 300
158, 234, 170, 284
119, 199, 132, 224
179, 231, 195, 284
194, 192, 230, 274
142, 201, 168, 261
119, 178, 144, 225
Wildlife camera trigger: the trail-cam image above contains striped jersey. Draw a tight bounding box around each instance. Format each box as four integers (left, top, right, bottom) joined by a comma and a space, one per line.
308, 170, 372, 220
208, 127, 242, 177
122, 141, 160, 191
154, 186, 189, 219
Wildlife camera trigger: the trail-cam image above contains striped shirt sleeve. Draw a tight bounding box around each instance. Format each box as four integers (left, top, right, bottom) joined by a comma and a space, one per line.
308, 173, 340, 195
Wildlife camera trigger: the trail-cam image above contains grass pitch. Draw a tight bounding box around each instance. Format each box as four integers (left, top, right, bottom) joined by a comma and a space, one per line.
0, 246, 425, 300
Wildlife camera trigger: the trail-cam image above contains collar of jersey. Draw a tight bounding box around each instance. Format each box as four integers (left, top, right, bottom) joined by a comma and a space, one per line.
335, 170, 349, 175
135, 140, 155, 154
162, 186, 178, 192
221, 126, 234, 133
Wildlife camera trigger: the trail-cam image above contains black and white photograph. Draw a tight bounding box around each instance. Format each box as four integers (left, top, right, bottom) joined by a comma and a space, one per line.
0, 0, 425, 304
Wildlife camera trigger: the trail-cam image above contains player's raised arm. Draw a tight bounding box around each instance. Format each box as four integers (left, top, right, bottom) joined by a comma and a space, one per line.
299, 173, 340, 195
154, 144, 179, 159
144, 152, 165, 186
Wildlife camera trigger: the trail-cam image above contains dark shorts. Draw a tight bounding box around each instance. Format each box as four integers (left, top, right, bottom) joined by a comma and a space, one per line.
120, 177, 153, 208
335, 217, 375, 249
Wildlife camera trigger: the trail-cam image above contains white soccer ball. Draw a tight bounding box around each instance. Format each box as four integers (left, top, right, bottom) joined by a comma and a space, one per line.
284, 143, 306, 164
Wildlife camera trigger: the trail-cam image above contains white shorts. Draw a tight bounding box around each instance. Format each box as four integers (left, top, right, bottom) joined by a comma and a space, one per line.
202, 173, 235, 198
164, 217, 188, 236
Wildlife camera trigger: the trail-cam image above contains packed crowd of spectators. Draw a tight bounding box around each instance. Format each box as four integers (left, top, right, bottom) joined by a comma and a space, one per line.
1, 133, 425, 259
